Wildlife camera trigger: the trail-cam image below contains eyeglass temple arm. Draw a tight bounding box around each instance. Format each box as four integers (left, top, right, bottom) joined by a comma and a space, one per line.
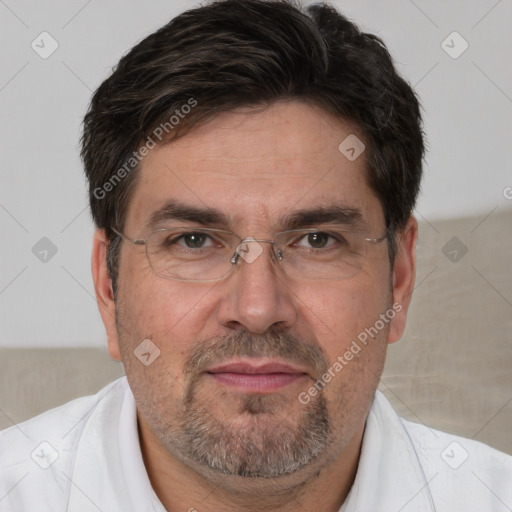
366, 228, 390, 244
110, 227, 146, 246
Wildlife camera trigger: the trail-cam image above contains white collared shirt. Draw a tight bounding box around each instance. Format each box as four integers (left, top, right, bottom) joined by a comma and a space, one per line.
1, 377, 511, 511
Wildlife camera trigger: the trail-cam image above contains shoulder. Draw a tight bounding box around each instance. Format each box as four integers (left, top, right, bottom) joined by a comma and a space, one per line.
402, 415, 512, 489
0, 377, 129, 512
0, 376, 129, 451
373, 391, 512, 510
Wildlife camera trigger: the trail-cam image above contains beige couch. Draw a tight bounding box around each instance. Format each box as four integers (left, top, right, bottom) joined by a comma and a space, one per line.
1, 210, 511, 454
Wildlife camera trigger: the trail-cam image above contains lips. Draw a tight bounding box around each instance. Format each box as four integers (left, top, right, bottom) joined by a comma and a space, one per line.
206, 360, 308, 393
208, 361, 306, 375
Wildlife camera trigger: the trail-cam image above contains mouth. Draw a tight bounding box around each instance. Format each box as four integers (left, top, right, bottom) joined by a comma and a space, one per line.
205, 359, 309, 393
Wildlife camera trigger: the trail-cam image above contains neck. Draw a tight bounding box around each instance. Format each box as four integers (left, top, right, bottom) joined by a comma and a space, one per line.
137, 414, 364, 512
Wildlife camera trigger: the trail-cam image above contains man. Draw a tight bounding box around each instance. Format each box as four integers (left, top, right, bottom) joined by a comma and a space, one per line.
1, 1, 511, 510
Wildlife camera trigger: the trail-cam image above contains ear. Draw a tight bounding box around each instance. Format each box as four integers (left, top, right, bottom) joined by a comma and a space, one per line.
91, 229, 122, 361
387, 215, 418, 344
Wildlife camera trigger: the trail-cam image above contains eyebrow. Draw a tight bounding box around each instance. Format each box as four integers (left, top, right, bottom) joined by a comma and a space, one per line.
146, 200, 366, 232
147, 201, 229, 230
282, 205, 365, 231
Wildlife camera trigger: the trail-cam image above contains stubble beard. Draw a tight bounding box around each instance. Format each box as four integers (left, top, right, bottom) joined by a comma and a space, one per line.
151, 330, 333, 479
170, 378, 331, 478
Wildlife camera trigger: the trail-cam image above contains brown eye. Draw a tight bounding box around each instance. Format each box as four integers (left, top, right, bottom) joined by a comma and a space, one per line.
295, 232, 338, 250
306, 232, 330, 249
180, 232, 210, 249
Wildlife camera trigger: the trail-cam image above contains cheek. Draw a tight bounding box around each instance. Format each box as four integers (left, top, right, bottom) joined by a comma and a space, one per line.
120, 254, 206, 331
115, 280, 207, 419
295, 276, 390, 450
296, 271, 390, 356
117, 269, 221, 375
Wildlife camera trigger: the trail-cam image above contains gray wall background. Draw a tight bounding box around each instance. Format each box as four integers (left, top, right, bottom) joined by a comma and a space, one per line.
1, 0, 511, 348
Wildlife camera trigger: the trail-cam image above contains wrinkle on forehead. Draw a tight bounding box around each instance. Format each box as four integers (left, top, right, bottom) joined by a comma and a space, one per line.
125, 101, 383, 234
153, 101, 358, 166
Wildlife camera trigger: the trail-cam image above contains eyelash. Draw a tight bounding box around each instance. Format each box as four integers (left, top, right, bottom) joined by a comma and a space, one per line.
167, 231, 345, 250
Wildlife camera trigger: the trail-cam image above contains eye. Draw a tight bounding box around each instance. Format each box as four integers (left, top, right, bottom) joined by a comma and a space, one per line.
295, 231, 340, 250
175, 232, 216, 249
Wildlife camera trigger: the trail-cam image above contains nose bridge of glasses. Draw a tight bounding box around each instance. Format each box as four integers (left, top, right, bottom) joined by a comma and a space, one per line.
230, 237, 281, 266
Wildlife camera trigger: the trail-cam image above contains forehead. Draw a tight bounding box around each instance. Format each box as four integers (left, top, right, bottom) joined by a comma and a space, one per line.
124, 101, 384, 233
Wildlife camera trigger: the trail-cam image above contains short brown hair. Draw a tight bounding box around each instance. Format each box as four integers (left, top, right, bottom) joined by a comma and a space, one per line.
81, 0, 424, 289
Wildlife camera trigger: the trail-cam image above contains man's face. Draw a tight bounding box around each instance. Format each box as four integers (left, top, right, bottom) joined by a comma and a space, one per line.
97, 101, 410, 485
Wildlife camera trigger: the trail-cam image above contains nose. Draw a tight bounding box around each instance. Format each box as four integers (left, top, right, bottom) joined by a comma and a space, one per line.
216, 240, 297, 334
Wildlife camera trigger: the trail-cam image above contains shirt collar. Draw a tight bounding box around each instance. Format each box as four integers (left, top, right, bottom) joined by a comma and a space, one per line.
68, 377, 166, 512
339, 390, 436, 512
